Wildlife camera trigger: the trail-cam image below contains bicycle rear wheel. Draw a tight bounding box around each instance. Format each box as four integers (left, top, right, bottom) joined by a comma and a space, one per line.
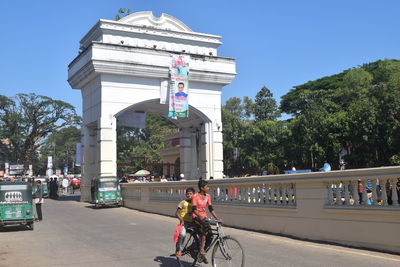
178, 234, 200, 267
211, 236, 244, 267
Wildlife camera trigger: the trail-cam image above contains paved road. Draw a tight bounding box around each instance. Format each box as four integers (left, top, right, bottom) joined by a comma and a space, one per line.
1, 194, 399, 267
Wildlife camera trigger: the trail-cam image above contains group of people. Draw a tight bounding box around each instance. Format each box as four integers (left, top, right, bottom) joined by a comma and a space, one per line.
119, 173, 188, 183
174, 179, 221, 264
356, 178, 400, 205
48, 177, 60, 199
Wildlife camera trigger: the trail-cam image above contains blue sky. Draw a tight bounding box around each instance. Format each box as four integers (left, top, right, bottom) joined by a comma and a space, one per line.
1, 0, 399, 117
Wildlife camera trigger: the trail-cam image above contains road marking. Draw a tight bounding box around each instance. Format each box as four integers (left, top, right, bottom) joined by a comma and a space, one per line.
129, 222, 137, 225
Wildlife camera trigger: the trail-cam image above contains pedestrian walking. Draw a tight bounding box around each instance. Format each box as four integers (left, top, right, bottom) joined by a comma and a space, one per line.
52, 177, 59, 199
49, 177, 54, 199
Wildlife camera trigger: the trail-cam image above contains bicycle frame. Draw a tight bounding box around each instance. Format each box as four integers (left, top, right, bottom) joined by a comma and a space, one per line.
206, 221, 224, 252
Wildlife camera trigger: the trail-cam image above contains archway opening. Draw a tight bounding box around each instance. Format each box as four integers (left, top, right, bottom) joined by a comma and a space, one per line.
115, 99, 210, 181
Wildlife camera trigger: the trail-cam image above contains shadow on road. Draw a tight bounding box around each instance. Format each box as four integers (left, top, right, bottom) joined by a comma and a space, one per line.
0, 224, 31, 232
154, 256, 181, 267
84, 204, 121, 209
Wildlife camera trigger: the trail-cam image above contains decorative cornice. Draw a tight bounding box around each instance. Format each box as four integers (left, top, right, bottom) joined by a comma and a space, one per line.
119, 11, 193, 32
80, 19, 222, 50
68, 43, 236, 89
68, 58, 235, 89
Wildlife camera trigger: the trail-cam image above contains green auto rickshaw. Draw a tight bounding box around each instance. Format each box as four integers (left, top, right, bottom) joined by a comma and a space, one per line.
91, 177, 122, 208
0, 181, 34, 230
34, 177, 49, 198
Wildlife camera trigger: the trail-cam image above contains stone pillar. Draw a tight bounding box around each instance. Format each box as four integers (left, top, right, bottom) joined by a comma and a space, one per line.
189, 130, 199, 179
81, 124, 97, 202
98, 115, 117, 177
200, 123, 210, 179
180, 127, 193, 179
212, 122, 224, 179
200, 121, 224, 180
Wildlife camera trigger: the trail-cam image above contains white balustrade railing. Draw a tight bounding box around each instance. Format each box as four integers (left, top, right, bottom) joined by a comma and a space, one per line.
210, 183, 296, 207
121, 186, 141, 201
325, 177, 400, 207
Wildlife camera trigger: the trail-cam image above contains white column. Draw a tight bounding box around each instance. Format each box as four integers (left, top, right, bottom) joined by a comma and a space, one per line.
98, 115, 117, 177
212, 123, 224, 179
189, 130, 199, 178
81, 124, 97, 202
200, 123, 209, 179
179, 127, 193, 179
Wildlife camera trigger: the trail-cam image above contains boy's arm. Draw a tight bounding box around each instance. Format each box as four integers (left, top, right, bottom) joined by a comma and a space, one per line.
211, 210, 220, 221
176, 208, 184, 225
207, 194, 220, 221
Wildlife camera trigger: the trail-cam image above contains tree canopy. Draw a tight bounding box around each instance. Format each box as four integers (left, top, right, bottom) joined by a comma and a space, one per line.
0, 93, 80, 171
222, 59, 400, 176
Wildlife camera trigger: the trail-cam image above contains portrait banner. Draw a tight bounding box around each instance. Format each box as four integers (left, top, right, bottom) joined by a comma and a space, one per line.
169, 55, 190, 119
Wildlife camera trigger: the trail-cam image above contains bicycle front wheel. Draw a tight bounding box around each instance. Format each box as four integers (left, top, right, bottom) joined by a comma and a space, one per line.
211, 236, 244, 267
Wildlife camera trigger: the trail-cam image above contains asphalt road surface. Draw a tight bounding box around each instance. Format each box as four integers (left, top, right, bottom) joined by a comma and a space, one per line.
1, 194, 399, 267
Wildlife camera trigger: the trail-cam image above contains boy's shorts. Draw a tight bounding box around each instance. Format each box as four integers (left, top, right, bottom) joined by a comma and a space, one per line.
193, 217, 211, 236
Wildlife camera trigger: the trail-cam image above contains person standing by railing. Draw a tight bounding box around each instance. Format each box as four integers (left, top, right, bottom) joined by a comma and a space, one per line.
396, 179, 400, 204
357, 180, 364, 204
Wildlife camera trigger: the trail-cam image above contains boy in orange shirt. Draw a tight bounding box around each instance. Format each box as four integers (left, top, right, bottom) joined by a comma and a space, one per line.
192, 179, 221, 258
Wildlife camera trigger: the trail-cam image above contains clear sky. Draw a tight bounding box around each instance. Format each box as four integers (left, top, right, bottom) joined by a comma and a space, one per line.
1, 0, 399, 117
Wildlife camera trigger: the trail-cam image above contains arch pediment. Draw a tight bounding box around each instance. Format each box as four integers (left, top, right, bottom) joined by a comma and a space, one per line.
119, 11, 192, 32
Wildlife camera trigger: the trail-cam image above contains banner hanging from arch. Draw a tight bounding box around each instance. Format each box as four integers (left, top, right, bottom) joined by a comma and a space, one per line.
169, 55, 190, 119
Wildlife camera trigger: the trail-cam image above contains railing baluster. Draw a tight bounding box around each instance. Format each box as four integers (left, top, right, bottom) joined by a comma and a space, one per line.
391, 178, 399, 206
353, 180, 360, 205
371, 179, 378, 206
264, 185, 270, 204
344, 181, 350, 205
362, 179, 369, 206
381, 178, 388, 206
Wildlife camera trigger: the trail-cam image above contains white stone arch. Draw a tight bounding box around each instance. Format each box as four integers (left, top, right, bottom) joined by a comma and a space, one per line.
115, 99, 213, 179
68, 12, 236, 201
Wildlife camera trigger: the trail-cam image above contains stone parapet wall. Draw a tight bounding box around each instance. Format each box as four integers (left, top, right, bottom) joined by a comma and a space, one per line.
121, 166, 400, 254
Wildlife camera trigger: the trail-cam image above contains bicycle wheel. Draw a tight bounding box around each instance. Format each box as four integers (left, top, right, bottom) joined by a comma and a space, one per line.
178, 234, 200, 267
211, 236, 244, 267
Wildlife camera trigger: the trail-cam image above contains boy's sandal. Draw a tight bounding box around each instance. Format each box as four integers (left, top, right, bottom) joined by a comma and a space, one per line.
176, 251, 182, 257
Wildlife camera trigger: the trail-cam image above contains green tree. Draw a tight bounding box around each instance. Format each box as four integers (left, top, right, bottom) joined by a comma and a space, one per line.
254, 86, 280, 121
280, 59, 400, 169
222, 97, 253, 176
116, 113, 176, 175
39, 126, 82, 175
0, 93, 80, 169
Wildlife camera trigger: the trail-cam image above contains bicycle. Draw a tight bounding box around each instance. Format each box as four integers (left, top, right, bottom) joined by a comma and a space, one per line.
177, 219, 245, 267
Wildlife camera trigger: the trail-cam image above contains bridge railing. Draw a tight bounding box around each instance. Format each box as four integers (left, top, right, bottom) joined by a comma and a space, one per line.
121, 166, 400, 254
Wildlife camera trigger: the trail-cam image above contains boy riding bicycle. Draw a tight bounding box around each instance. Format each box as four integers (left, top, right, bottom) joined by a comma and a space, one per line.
192, 179, 221, 260
175, 187, 195, 257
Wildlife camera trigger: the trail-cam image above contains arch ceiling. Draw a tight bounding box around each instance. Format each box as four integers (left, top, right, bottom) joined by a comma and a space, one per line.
116, 99, 210, 128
